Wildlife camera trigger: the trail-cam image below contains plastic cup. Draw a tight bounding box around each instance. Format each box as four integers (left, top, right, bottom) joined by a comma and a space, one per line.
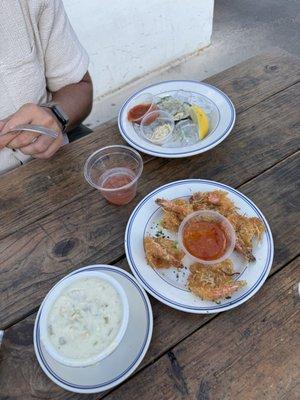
84, 145, 143, 205
140, 110, 174, 145
127, 93, 158, 124
178, 210, 236, 265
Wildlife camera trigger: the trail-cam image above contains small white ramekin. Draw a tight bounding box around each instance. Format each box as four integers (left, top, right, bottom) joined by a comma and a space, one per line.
39, 270, 129, 368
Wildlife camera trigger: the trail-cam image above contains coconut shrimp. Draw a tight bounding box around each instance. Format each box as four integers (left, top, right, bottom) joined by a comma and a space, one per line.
188, 260, 246, 301
156, 198, 193, 232
144, 237, 185, 269
227, 213, 265, 262
190, 190, 236, 216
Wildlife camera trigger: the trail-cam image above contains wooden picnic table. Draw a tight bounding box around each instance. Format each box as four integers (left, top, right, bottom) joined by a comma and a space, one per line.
0, 49, 299, 400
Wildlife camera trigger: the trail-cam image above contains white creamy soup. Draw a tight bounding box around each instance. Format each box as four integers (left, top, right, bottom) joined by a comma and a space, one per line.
47, 277, 123, 360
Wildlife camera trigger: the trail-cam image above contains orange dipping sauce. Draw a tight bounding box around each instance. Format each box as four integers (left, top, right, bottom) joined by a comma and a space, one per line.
127, 103, 157, 124
183, 220, 227, 261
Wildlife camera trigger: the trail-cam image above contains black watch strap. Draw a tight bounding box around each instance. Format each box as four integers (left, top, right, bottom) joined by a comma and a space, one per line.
40, 102, 69, 133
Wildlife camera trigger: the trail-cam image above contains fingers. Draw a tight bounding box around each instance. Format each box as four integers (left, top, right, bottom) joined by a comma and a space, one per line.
21, 134, 63, 158
36, 134, 64, 159
0, 120, 6, 131
7, 132, 39, 149
1, 104, 34, 134
0, 116, 18, 148
0, 116, 11, 131
0, 106, 34, 148
20, 135, 56, 155
0, 132, 19, 148
0, 103, 63, 158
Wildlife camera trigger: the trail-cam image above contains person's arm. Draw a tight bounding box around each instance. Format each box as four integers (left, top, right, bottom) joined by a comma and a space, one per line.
0, 72, 93, 159
0, 0, 93, 159
52, 71, 93, 132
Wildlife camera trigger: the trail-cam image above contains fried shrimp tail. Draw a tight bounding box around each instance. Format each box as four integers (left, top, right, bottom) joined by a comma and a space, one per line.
202, 282, 245, 300
190, 190, 236, 216
227, 213, 265, 262
156, 198, 193, 232
235, 239, 256, 262
144, 237, 184, 269
188, 260, 246, 301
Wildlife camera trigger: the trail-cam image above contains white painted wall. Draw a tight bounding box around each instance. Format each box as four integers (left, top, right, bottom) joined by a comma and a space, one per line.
63, 0, 214, 101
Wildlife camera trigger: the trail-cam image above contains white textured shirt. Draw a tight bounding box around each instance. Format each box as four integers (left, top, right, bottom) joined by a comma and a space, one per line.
0, 0, 89, 173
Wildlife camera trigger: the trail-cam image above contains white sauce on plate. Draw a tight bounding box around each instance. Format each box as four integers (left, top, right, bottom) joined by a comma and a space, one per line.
47, 277, 122, 360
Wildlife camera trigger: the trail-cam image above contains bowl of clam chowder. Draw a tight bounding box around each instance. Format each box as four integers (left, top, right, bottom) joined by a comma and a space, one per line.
39, 270, 129, 367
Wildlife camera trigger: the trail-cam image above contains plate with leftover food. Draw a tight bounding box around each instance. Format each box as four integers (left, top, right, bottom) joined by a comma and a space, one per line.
34, 265, 153, 393
125, 179, 273, 313
118, 80, 235, 158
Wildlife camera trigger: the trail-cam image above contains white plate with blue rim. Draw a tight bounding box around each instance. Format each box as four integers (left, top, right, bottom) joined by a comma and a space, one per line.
118, 80, 236, 158
33, 265, 153, 394
125, 179, 274, 313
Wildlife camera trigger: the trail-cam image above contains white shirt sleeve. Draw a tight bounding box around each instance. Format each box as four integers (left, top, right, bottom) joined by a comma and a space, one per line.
39, 0, 89, 92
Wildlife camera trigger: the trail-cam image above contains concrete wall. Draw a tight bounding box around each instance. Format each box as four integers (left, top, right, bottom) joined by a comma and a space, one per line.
63, 0, 214, 101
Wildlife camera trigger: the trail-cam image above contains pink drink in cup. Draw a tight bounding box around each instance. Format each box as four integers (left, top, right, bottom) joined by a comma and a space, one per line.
84, 145, 143, 205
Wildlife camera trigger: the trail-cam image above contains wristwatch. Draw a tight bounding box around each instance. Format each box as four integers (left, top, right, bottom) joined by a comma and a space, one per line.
40, 102, 69, 133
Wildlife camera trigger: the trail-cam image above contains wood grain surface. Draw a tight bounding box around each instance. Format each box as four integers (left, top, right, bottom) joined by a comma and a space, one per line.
0, 80, 299, 328
0, 50, 299, 241
207, 48, 300, 113
0, 50, 299, 400
0, 152, 299, 399
103, 257, 300, 400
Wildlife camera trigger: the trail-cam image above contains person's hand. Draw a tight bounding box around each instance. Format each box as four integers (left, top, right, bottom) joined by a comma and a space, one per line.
0, 103, 64, 159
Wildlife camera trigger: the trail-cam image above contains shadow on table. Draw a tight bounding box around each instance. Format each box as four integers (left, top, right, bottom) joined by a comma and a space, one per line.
67, 124, 93, 143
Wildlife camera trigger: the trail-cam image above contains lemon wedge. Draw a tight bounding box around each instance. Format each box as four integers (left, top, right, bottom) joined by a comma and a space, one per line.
189, 105, 209, 140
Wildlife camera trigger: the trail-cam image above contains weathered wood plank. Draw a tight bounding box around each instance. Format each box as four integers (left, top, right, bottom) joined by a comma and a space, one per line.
0, 223, 75, 327
103, 257, 300, 400
0, 312, 99, 400
0, 262, 213, 400
207, 48, 300, 113
20, 83, 300, 272
94, 152, 300, 374
0, 51, 299, 240
0, 124, 127, 240
1, 256, 298, 400
0, 153, 299, 398
0, 85, 299, 328
236, 153, 300, 270
42, 82, 300, 272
